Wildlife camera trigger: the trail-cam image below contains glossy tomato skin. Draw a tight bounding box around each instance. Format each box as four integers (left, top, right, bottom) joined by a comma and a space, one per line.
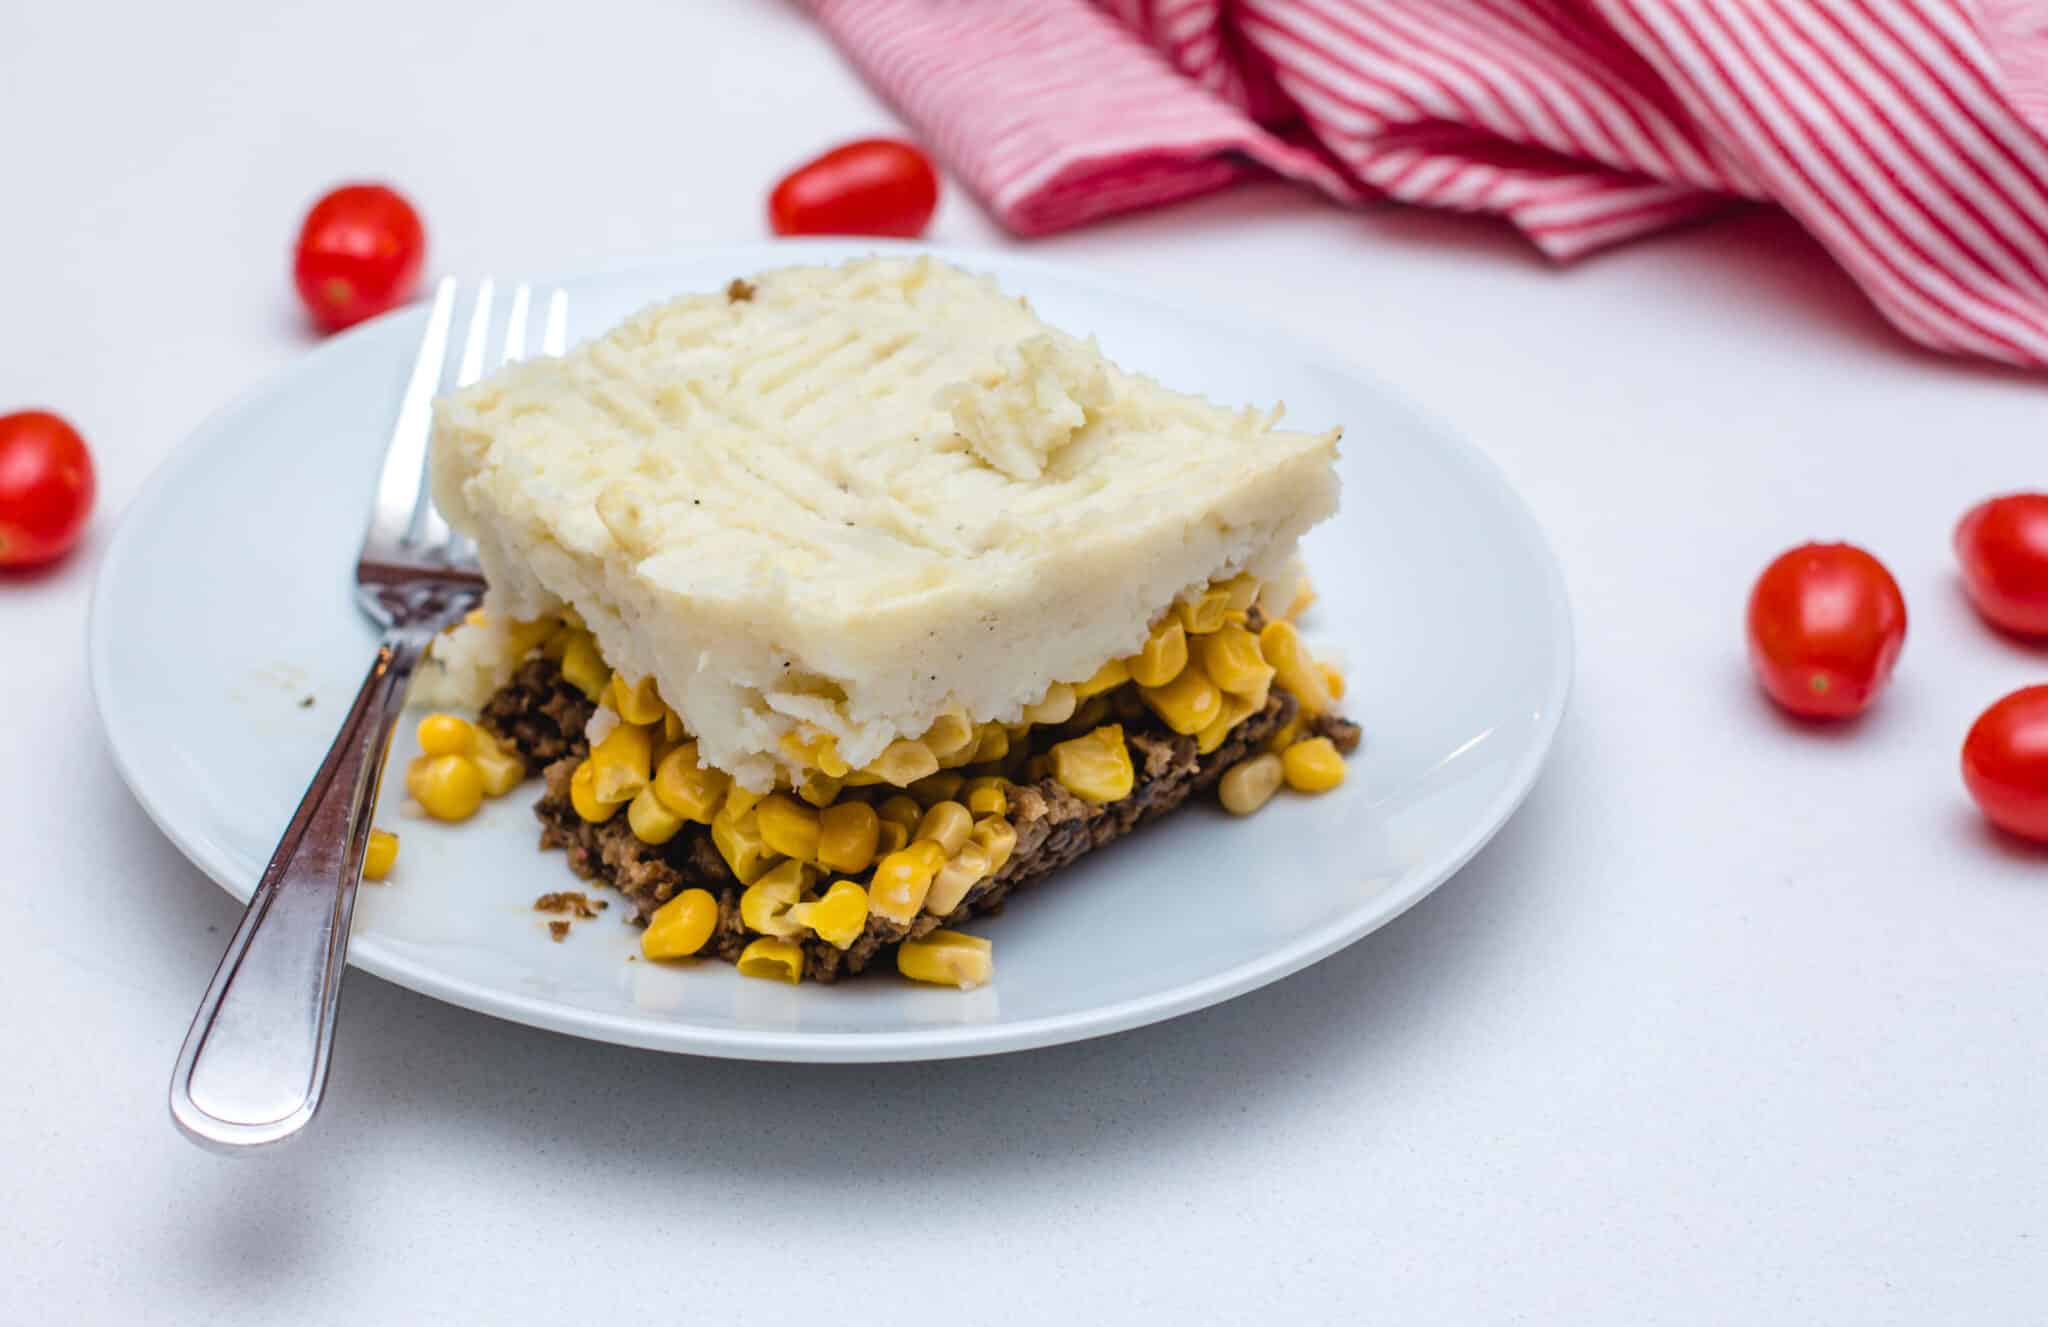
1954, 494, 2048, 638
293, 184, 426, 333
1963, 686, 2048, 843
1746, 543, 1908, 719
0, 410, 95, 567
769, 139, 938, 239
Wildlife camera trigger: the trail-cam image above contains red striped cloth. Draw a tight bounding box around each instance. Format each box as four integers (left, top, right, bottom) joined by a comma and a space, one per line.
807, 0, 2048, 368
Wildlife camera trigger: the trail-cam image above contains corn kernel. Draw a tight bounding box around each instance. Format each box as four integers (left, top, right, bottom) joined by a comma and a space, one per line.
1141, 664, 1223, 736
627, 785, 685, 844
817, 801, 881, 874
756, 793, 822, 862
642, 888, 718, 959
1195, 625, 1276, 696
1175, 586, 1232, 635
362, 828, 399, 880
1260, 620, 1333, 717
1074, 656, 1130, 699
789, 880, 870, 950
869, 848, 937, 924
1286, 577, 1316, 620
589, 723, 655, 803
925, 839, 992, 915
1022, 682, 1078, 726
864, 738, 939, 787
875, 820, 911, 857
1048, 725, 1135, 803
605, 672, 666, 726
897, 930, 993, 990
723, 782, 766, 820
416, 713, 476, 757
653, 743, 728, 823
798, 771, 844, 810
1219, 753, 1285, 815
1129, 619, 1188, 688
736, 937, 804, 985
408, 754, 485, 821
923, 710, 976, 761
1321, 662, 1346, 700
1222, 572, 1262, 614
1195, 688, 1265, 755
904, 838, 946, 877
842, 768, 886, 787
558, 633, 609, 701
877, 794, 924, 833
541, 622, 572, 660
462, 733, 521, 797
663, 707, 687, 743
973, 816, 1016, 874
963, 776, 1008, 818
915, 800, 974, 858
1264, 712, 1305, 755
711, 806, 780, 885
567, 759, 620, 823
909, 771, 965, 807
741, 860, 815, 937
972, 723, 1011, 763
1070, 694, 1112, 732
1281, 736, 1346, 793
781, 728, 850, 779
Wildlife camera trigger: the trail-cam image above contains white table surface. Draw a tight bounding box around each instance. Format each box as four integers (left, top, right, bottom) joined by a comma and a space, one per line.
6, 1, 2044, 1321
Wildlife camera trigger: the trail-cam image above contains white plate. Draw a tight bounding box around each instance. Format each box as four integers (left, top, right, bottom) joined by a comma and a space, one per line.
90, 241, 1571, 1062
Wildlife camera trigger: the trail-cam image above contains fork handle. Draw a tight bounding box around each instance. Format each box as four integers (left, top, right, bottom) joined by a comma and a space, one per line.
169, 629, 432, 1151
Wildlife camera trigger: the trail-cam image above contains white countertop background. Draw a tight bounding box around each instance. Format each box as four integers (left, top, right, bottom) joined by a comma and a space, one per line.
5, 2, 2044, 1321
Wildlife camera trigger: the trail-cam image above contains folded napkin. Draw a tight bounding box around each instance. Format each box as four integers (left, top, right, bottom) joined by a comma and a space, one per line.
809, 0, 2048, 369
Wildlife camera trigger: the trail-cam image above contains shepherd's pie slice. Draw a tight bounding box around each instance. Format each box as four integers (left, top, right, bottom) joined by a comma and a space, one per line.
430, 256, 1339, 790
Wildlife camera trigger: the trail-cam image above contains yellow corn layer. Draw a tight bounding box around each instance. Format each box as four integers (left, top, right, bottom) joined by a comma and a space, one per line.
875, 820, 911, 857
897, 930, 994, 990
471, 736, 526, 797
877, 795, 923, 833
1022, 682, 1078, 726
362, 828, 399, 881
864, 738, 939, 787
736, 937, 804, 984
643, 888, 719, 959
1321, 662, 1346, 700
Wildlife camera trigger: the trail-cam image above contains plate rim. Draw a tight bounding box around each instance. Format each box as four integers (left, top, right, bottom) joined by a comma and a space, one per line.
89, 240, 1575, 1062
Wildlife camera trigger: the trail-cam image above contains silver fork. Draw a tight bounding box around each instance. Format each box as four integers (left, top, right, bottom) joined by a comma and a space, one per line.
169, 278, 568, 1151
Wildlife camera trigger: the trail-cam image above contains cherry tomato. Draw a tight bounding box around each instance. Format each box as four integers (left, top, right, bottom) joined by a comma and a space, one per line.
1963, 686, 2048, 843
1954, 493, 2048, 638
1746, 542, 1907, 719
0, 410, 95, 567
769, 139, 939, 239
293, 184, 427, 333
